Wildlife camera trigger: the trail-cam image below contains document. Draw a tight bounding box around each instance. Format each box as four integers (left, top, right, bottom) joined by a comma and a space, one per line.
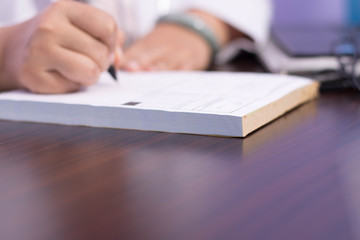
0, 72, 319, 137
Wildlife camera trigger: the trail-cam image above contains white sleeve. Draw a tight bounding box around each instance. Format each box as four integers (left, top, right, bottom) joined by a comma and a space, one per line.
184, 0, 272, 47
0, 0, 42, 27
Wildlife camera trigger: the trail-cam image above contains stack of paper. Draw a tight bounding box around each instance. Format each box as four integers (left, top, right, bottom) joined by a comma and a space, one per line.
0, 72, 319, 137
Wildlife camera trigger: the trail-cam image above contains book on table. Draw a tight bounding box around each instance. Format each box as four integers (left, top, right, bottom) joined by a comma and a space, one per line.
0, 71, 319, 137
259, 26, 360, 76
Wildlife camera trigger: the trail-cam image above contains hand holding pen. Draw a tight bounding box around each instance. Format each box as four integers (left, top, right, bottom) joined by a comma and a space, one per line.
0, 0, 123, 94
74, 0, 122, 81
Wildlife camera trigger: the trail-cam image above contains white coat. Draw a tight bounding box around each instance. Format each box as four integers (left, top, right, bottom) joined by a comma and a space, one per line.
0, 0, 272, 46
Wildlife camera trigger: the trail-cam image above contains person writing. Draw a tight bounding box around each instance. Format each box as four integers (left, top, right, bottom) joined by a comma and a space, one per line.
0, 0, 271, 94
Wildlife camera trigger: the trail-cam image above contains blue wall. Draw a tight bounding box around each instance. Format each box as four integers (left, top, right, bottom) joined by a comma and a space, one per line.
272, 0, 345, 26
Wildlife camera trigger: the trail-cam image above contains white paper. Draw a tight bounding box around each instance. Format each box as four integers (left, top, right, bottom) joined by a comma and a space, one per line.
0, 71, 312, 117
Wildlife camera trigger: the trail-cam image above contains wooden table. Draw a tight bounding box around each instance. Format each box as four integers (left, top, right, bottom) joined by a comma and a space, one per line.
1, 56, 360, 240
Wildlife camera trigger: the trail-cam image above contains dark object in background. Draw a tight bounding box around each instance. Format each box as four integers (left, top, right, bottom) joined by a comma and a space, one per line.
273, 25, 360, 91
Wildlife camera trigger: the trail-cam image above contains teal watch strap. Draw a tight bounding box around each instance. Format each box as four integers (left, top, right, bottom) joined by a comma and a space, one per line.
157, 14, 220, 65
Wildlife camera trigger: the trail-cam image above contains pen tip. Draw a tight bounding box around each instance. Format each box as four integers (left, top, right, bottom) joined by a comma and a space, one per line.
108, 65, 117, 81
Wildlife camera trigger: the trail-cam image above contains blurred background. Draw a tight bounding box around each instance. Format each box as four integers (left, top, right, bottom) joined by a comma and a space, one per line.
273, 0, 360, 27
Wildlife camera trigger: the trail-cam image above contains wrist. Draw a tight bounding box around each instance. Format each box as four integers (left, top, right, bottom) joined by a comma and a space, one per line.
157, 13, 220, 65
187, 10, 231, 47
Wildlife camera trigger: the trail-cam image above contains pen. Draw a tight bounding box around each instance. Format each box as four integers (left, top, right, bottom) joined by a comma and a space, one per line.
108, 65, 117, 81
74, 0, 117, 81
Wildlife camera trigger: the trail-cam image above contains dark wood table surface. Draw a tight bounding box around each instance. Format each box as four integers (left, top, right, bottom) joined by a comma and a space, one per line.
1, 56, 360, 240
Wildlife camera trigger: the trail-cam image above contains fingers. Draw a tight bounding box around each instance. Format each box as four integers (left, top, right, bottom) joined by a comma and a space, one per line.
49, 45, 101, 86
123, 42, 198, 71
17, 44, 99, 93
60, 1, 119, 53
114, 30, 125, 68
124, 44, 169, 71
61, 1, 125, 72
15, 1, 125, 94
123, 47, 183, 72
25, 70, 81, 94
121, 24, 211, 72
60, 24, 111, 71
41, 71, 81, 94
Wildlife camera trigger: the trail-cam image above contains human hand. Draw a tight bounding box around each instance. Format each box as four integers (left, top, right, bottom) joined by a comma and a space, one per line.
121, 23, 212, 72
0, 0, 123, 94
